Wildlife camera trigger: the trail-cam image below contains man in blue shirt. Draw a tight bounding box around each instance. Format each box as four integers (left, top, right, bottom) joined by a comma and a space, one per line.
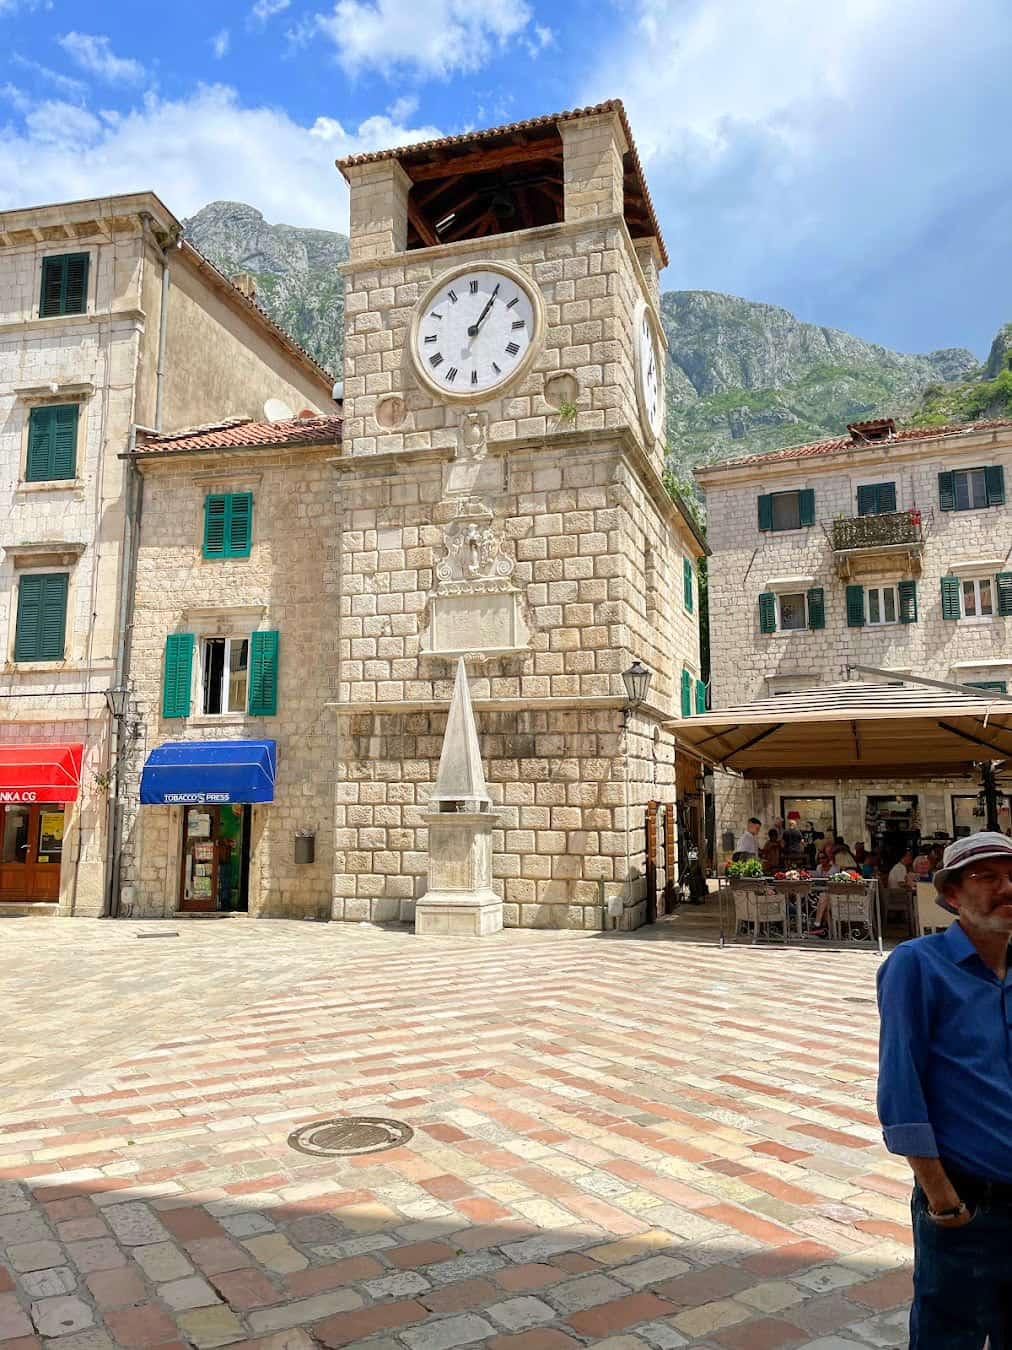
877, 830, 1012, 1347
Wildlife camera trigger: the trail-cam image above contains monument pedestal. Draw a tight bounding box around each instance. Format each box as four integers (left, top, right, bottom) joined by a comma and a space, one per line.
415, 810, 503, 936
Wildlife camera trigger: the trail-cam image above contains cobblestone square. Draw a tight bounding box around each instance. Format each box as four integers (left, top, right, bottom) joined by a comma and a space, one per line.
0, 918, 908, 1348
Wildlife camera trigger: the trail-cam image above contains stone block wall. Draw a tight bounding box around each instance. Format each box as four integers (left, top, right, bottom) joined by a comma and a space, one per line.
700, 426, 1012, 707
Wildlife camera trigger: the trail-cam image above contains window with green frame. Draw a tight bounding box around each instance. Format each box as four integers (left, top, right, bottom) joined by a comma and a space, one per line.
203, 492, 253, 559
25, 405, 78, 481
14, 573, 68, 662
39, 253, 89, 318
965, 679, 1008, 695
683, 557, 694, 612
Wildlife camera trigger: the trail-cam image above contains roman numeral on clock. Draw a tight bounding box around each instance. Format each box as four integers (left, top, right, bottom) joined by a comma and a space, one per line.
424, 334, 437, 344
506, 296, 519, 309
469, 279, 479, 294
491, 362, 501, 375
471, 370, 479, 385
447, 289, 458, 304
446, 366, 458, 382
429, 352, 443, 367
506, 342, 520, 357
511, 320, 525, 330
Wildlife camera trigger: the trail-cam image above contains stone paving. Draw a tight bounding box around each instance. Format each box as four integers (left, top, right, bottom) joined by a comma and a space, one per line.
0, 915, 911, 1350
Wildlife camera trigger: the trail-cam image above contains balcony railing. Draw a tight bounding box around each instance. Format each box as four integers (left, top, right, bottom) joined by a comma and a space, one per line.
831, 510, 924, 552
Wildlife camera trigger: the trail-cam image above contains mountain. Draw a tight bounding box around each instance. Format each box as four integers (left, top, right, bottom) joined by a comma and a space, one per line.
184, 201, 348, 378
185, 202, 995, 469
659, 291, 977, 474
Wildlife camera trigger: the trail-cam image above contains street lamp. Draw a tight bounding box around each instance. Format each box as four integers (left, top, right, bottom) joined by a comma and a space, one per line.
622, 658, 652, 714
105, 685, 131, 720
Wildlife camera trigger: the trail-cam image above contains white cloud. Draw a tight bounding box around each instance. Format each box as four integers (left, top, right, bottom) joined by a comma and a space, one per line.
211, 29, 230, 58
58, 32, 145, 85
250, 0, 291, 22
0, 84, 441, 231
317, 0, 534, 78
11, 54, 88, 100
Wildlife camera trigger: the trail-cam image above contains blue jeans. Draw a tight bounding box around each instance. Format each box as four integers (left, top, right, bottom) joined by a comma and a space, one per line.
912, 1183, 1012, 1347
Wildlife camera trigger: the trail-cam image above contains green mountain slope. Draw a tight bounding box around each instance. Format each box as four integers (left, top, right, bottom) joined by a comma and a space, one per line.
185, 202, 1000, 468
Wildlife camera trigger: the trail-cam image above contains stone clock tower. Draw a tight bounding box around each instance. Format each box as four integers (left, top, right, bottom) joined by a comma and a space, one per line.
331, 100, 705, 931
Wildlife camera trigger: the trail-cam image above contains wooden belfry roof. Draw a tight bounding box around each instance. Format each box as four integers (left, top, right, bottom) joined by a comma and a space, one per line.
336, 100, 667, 263
672, 684, 1012, 779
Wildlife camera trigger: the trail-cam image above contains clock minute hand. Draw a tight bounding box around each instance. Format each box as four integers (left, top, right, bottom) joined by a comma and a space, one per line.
467, 283, 500, 337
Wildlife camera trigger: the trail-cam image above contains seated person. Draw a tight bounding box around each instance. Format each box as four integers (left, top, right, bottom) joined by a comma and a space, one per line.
911, 847, 934, 882
887, 848, 914, 891
761, 828, 783, 873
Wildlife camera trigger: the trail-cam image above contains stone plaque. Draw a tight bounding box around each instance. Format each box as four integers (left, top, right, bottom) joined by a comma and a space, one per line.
429, 823, 474, 892
428, 590, 522, 657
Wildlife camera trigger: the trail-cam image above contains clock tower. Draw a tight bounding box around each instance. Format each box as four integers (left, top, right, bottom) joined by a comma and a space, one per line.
331, 101, 704, 931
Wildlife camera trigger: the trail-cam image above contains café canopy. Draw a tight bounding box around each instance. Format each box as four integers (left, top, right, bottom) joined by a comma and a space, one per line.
671, 682, 1012, 779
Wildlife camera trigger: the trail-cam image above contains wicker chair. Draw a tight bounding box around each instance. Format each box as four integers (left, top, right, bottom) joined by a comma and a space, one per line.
828, 884, 875, 942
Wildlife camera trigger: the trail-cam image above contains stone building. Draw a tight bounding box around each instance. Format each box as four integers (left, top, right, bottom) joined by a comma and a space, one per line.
696, 416, 1012, 859
0, 192, 336, 917
124, 102, 705, 929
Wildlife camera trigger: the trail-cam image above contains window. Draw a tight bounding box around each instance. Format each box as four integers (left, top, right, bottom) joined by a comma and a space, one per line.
938, 466, 1005, 511
683, 557, 694, 612
14, 573, 68, 662
962, 577, 994, 618
941, 573, 1012, 621
759, 587, 825, 634
203, 493, 253, 559
25, 405, 78, 482
162, 629, 278, 720
39, 253, 89, 318
867, 585, 898, 626
680, 668, 692, 718
780, 796, 837, 842
758, 489, 815, 532
965, 680, 1008, 694
201, 638, 249, 715
856, 482, 897, 516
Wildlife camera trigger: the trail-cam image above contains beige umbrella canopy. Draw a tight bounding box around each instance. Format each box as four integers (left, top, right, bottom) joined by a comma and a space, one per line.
671, 683, 1012, 779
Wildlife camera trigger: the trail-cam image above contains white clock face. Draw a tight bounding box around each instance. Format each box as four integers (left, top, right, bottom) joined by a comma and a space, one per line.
636, 304, 664, 440
414, 267, 537, 398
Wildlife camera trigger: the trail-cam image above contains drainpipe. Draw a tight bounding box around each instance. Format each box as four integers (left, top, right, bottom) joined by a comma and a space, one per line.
103, 231, 172, 916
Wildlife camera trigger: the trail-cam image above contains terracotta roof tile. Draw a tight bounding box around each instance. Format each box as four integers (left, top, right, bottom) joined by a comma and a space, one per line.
135, 414, 343, 456
337, 99, 666, 267
695, 417, 1012, 474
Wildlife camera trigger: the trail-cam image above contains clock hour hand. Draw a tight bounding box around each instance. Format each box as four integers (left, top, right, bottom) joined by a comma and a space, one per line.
467, 283, 500, 337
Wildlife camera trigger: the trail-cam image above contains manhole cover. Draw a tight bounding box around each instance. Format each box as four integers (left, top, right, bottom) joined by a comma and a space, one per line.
287, 1117, 413, 1157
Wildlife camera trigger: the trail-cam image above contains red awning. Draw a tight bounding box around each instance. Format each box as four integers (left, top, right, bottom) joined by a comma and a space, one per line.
0, 744, 84, 803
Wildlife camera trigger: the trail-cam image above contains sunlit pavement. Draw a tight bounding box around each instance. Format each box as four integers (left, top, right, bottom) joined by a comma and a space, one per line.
0, 916, 910, 1349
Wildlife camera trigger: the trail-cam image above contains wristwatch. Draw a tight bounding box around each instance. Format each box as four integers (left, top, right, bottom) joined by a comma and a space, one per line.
927, 1200, 968, 1221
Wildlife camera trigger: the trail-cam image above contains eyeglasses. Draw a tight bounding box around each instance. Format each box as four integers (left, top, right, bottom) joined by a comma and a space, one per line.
962, 868, 1012, 889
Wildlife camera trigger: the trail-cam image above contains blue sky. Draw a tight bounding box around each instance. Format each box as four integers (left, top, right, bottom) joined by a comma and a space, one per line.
2, 0, 1011, 359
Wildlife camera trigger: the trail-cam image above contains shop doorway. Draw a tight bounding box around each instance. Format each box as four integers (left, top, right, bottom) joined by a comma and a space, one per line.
179, 804, 251, 913
867, 794, 919, 865
0, 803, 65, 903
780, 796, 837, 867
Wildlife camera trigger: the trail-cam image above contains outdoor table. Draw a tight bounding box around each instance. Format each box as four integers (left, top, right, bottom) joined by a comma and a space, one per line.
718, 876, 882, 952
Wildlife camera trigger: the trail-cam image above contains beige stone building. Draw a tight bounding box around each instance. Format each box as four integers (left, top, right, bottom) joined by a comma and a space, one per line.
0, 192, 336, 917
123, 102, 705, 929
696, 416, 1012, 861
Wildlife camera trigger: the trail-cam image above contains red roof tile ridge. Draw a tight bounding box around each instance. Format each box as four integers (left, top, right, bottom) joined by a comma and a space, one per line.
698, 416, 1012, 473
136, 413, 344, 455
147, 416, 254, 443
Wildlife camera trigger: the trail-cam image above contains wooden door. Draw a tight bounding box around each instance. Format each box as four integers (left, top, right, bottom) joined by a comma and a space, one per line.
0, 804, 64, 903
179, 808, 218, 912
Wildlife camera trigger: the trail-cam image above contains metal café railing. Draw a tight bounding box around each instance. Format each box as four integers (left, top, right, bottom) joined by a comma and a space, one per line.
718, 875, 883, 952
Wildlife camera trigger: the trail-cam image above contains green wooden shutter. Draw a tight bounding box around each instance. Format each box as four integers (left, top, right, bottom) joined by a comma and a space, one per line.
856, 485, 877, 516
985, 465, 1005, 506
248, 630, 279, 716
995, 572, 1012, 617
898, 579, 918, 624
799, 489, 816, 527
878, 481, 897, 513
683, 557, 693, 612
757, 494, 773, 532
162, 633, 194, 718
14, 573, 67, 662
694, 678, 707, 714
846, 584, 866, 627
203, 495, 227, 557
806, 586, 825, 629
39, 253, 89, 317
940, 575, 961, 620
26, 405, 78, 481
228, 492, 253, 557
938, 471, 955, 512
966, 680, 1008, 694
758, 592, 777, 633
680, 669, 692, 718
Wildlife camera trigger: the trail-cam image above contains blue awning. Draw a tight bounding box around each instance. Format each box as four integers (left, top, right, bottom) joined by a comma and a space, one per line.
140, 740, 276, 805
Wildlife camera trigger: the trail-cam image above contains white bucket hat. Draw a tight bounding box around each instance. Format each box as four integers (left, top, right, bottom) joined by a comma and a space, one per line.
933, 831, 1012, 913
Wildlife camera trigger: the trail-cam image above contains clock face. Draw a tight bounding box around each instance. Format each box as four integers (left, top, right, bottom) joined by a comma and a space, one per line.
636, 302, 664, 440
413, 266, 538, 400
